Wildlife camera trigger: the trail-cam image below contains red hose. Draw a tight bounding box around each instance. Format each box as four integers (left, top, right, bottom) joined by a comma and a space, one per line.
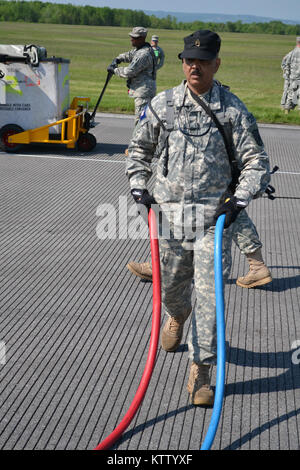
94, 208, 161, 450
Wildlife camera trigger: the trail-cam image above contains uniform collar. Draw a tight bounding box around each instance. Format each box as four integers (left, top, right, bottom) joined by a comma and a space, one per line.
182, 80, 222, 111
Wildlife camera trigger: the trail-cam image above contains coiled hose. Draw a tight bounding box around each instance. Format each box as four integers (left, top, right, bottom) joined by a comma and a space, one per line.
94, 212, 226, 451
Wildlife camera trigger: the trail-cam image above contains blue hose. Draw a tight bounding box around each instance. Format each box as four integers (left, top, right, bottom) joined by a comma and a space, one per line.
200, 214, 226, 450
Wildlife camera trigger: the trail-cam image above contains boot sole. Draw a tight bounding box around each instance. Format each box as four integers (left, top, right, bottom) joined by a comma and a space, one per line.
236, 275, 272, 289
161, 339, 181, 352
190, 398, 214, 407
127, 264, 152, 281
188, 391, 214, 407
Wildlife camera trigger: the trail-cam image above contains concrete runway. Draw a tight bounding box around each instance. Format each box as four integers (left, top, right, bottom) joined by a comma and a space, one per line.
0, 113, 299, 450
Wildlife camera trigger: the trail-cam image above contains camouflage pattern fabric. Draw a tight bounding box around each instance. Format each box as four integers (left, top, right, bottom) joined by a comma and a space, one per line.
147, 207, 262, 272
133, 97, 153, 126
126, 80, 270, 364
281, 47, 300, 110
115, 44, 156, 106
152, 45, 165, 70
231, 209, 262, 255
159, 223, 233, 364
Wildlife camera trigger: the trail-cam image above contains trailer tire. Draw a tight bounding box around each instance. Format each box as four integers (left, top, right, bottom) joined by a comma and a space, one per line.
0, 124, 24, 153
77, 132, 97, 152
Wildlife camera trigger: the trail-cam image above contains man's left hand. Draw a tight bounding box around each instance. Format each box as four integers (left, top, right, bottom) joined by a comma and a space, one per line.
215, 195, 248, 228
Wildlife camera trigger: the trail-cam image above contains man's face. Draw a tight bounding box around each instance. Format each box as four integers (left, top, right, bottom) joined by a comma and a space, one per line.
151, 40, 158, 46
130, 36, 145, 48
183, 57, 221, 94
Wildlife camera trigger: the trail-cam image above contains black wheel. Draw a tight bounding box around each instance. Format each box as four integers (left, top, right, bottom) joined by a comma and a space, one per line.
77, 132, 97, 152
0, 124, 24, 153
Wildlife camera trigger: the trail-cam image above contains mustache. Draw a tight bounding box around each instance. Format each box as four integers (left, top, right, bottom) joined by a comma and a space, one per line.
191, 69, 202, 76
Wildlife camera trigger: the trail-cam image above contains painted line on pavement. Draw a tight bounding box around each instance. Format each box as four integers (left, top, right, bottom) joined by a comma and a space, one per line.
0, 152, 125, 163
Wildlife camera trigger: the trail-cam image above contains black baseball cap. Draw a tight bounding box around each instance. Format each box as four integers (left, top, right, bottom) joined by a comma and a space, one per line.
178, 30, 221, 60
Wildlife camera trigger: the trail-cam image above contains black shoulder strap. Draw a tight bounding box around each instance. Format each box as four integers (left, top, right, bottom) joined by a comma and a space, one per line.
147, 99, 166, 130
190, 87, 277, 199
189, 88, 240, 192
189, 89, 235, 165
147, 88, 174, 131
145, 42, 157, 79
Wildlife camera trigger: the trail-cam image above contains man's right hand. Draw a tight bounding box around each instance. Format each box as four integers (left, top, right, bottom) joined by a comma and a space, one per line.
106, 58, 120, 74
107, 64, 116, 74
131, 189, 156, 209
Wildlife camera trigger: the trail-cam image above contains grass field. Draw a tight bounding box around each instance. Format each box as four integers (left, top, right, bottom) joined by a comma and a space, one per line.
1, 21, 300, 125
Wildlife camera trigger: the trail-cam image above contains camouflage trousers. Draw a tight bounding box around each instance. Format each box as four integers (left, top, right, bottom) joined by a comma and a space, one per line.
134, 96, 154, 125
281, 80, 300, 110
281, 79, 291, 109
232, 209, 262, 255
148, 208, 262, 266
159, 225, 233, 365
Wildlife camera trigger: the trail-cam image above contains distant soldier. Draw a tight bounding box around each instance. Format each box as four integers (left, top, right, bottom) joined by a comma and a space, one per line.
281, 37, 300, 113
107, 27, 157, 125
151, 35, 165, 71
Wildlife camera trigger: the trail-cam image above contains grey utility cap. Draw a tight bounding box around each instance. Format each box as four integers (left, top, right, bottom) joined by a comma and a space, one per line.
129, 27, 148, 38
152, 35, 159, 41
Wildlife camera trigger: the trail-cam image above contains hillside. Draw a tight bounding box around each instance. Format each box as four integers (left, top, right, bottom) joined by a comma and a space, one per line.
144, 10, 300, 25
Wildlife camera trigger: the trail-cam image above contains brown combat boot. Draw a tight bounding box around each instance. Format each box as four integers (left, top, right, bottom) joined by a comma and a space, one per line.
187, 362, 214, 406
125, 148, 129, 156
236, 248, 272, 289
127, 261, 152, 281
161, 308, 191, 352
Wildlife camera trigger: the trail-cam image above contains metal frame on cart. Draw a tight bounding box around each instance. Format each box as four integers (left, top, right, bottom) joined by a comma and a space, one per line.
2, 97, 96, 152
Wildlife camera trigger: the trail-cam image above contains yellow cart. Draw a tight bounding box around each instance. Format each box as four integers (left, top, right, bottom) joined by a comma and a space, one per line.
0, 50, 101, 153
1, 96, 96, 152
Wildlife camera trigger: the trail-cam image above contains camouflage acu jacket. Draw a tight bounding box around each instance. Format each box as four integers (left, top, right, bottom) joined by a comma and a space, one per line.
152, 45, 165, 70
126, 81, 270, 227
115, 44, 156, 99
281, 47, 300, 81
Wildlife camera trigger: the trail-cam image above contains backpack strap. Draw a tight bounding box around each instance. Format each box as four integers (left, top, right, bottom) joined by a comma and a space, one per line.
148, 88, 174, 176
165, 88, 174, 131
145, 42, 157, 80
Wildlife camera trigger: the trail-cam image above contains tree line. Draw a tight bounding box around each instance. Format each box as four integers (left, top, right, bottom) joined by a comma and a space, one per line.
1, 0, 300, 35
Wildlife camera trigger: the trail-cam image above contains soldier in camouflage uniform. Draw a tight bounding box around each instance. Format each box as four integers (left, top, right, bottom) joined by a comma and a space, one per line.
107, 27, 157, 125
151, 35, 165, 71
281, 37, 300, 113
126, 30, 270, 406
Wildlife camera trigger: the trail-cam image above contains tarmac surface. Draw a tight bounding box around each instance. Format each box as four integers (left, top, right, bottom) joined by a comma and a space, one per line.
0, 113, 300, 451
